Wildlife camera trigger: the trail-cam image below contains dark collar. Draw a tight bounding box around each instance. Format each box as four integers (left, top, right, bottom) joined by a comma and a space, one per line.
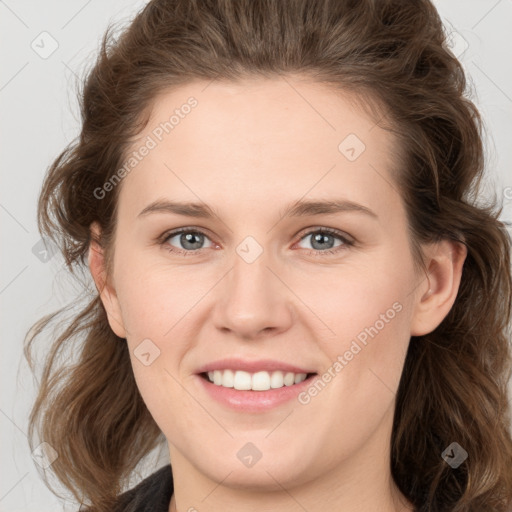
112, 464, 173, 512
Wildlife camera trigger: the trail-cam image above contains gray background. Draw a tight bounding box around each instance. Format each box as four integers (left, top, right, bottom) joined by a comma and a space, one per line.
1, 1, 511, 511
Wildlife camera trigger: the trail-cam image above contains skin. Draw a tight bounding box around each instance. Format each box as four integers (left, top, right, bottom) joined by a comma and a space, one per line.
88, 76, 467, 512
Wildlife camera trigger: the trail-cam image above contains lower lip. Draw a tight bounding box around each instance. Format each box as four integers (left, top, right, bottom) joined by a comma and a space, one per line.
195, 373, 318, 412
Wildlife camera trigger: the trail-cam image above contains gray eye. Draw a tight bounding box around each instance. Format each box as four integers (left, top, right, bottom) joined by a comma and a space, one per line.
167, 231, 213, 251
298, 232, 344, 251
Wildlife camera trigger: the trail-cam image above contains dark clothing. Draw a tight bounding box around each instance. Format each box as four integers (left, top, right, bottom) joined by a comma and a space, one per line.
78, 464, 173, 512
78, 464, 174, 512
112, 464, 173, 512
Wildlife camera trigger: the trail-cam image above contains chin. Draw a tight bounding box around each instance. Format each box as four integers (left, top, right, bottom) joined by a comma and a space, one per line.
196, 443, 314, 491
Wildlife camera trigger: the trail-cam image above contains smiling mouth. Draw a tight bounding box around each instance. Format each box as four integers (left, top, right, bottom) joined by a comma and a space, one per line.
199, 370, 317, 391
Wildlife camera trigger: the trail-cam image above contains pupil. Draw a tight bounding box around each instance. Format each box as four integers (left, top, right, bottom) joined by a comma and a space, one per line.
182, 232, 203, 250
312, 233, 334, 250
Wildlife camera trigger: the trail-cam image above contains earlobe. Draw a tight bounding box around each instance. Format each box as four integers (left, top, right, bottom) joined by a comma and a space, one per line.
87, 222, 127, 339
410, 239, 467, 337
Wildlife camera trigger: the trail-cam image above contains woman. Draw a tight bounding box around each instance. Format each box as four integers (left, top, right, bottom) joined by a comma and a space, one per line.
24, 0, 512, 511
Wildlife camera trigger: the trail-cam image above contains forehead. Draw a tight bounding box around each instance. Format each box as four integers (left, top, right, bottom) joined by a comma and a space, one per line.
116, 77, 402, 223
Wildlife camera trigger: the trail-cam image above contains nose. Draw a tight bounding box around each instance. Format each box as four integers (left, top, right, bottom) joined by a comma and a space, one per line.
212, 243, 294, 340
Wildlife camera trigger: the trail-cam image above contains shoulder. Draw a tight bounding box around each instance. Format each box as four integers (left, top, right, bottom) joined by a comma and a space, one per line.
80, 464, 174, 512
114, 464, 174, 512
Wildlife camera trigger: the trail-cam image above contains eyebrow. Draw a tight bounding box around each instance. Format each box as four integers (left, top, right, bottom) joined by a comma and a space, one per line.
137, 198, 378, 220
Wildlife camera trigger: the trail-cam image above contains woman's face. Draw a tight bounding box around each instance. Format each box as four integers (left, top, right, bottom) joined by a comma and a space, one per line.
92, 77, 453, 494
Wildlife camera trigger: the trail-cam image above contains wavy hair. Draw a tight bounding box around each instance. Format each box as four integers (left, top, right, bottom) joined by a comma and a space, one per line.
24, 0, 512, 511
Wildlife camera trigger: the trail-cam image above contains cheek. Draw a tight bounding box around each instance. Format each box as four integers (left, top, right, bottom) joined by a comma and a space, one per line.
112, 257, 217, 404
113, 252, 211, 339
115, 264, 195, 431
296, 275, 413, 465
307, 250, 415, 392
304, 255, 412, 342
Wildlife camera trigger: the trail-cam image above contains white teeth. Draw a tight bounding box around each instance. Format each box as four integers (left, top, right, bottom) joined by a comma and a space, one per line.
283, 372, 295, 386
205, 369, 309, 391
252, 371, 270, 391
213, 370, 222, 386
221, 369, 234, 387
233, 370, 252, 390
270, 371, 284, 388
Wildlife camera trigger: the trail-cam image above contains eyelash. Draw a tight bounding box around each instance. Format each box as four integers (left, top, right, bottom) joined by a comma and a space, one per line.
158, 226, 354, 257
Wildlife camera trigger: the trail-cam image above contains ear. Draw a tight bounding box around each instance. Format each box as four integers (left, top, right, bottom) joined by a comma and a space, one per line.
410, 239, 467, 336
87, 221, 127, 339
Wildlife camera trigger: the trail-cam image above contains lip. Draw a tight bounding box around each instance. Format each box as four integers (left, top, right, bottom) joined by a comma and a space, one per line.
195, 372, 318, 412
195, 358, 316, 374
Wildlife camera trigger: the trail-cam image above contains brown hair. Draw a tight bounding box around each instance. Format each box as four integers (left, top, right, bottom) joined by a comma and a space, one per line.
24, 0, 512, 511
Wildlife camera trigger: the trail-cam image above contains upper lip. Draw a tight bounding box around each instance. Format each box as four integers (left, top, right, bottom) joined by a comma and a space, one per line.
196, 358, 316, 375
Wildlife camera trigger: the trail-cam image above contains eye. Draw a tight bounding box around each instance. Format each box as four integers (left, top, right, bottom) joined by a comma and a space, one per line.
160, 228, 214, 255
295, 227, 354, 256
159, 226, 354, 257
